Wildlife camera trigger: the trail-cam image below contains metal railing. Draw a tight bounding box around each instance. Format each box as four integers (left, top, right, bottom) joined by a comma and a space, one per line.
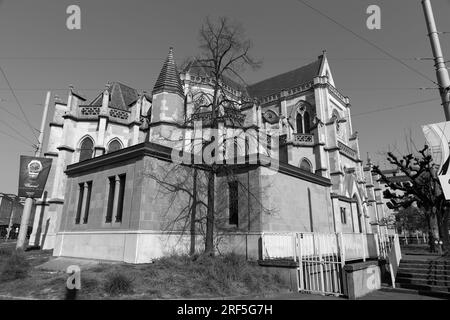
261, 231, 386, 262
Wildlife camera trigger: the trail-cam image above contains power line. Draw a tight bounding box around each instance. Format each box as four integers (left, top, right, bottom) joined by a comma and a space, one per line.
0, 66, 39, 142
352, 98, 441, 117
0, 56, 429, 61
0, 104, 36, 126
295, 0, 442, 89
0, 87, 440, 93
0, 117, 36, 146
0, 128, 35, 148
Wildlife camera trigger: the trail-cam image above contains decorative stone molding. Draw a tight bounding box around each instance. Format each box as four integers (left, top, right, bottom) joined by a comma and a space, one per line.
109, 108, 130, 120
80, 106, 100, 116
338, 141, 358, 159
291, 133, 314, 146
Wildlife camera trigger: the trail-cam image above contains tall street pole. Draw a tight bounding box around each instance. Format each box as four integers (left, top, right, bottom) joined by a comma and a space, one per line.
16, 91, 51, 250
422, 0, 450, 120
5, 195, 16, 241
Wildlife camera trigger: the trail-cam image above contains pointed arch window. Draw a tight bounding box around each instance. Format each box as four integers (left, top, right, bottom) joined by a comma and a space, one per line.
296, 113, 303, 134
107, 140, 122, 153
296, 111, 311, 134
300, 158, 313, 173
79, 138, 94, 162
304, 111, 310, 134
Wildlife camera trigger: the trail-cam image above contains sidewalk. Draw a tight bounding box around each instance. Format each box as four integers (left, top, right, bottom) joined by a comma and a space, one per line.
242, 288, 443, 300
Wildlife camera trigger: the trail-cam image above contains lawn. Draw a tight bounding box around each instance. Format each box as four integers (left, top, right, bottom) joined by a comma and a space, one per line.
0, 246, 290, 300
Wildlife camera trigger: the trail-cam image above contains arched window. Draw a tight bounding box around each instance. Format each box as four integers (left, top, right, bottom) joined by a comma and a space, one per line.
107, 140, 122, 153
79, 138, 94, 162
296, 113, 303, 134
300, 158, 313, 172
294, 101, 313, 134
304, 111, 310, 134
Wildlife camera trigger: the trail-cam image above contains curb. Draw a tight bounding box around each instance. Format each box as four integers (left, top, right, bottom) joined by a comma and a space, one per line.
0, 294, 39, 300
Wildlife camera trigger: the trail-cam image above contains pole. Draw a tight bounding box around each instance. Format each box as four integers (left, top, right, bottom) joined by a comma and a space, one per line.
16, 91, 50, 250
421, 0, 450, 120
5, 196, 16, 241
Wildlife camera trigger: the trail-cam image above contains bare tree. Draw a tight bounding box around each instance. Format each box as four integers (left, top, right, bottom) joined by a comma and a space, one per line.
372, 145, 449, 253
193, 16, 261, 255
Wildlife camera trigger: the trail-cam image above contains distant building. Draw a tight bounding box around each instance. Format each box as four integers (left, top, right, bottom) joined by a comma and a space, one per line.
0, 194, 29, 238
31, 48, 393, 262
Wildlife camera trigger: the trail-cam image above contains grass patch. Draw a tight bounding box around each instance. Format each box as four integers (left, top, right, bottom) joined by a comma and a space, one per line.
0, 250, 31, 282
0, 250, 289, 299
103, 271, 134, 296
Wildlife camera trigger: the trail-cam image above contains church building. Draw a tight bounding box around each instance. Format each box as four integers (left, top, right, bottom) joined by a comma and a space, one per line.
30, 48, 391, 263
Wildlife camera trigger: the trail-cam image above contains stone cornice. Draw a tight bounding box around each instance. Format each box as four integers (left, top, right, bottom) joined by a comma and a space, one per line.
65, 142, 332, 187
49, 122, 64, 128
44, 152, 58, 158
57, 145, 75, 153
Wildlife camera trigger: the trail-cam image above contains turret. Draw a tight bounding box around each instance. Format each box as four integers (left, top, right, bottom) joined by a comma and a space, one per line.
149, 47, 185, 148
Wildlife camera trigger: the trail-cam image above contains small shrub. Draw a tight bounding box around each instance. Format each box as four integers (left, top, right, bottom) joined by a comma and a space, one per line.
82, 276, 100, 292
0, 247, 12, 257
271, 271, 284, 285
179, 287, 192, 297
243, 272, 261, 292
103, 271, 134, 296
146, 288, 161, 297
0, 250, 30, 281
90, 263, 109, 273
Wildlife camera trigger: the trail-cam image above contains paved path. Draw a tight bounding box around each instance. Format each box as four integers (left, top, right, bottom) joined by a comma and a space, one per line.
241, 288, 443, 300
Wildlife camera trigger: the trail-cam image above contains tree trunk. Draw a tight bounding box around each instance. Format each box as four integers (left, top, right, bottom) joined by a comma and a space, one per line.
438, 207, 449, 253
204, 170, 215, 256
190, 169, 198, 256
427, 213, 440, 252
426, 213, 435, 252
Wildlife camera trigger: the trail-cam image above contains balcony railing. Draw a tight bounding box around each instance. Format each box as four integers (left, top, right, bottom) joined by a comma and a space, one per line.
338, 141, 358, 159
292, 133, 314, 146
79, 106, 100, 117
109, 108, 130, 121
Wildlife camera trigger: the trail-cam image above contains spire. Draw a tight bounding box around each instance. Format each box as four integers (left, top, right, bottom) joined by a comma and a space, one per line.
152, 47, 184, 97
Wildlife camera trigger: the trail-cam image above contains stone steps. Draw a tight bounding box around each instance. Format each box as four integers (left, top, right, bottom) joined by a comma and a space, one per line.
394, 258, 450, 299
397, 271, 450, 281
397, 267, 450, 276
396, 276, 450, 287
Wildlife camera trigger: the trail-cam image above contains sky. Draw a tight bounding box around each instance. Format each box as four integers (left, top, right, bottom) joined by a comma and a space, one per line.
0, 0, 450, 194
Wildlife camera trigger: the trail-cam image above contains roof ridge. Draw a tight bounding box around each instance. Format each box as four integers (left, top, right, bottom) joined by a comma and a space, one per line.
245, 56, 323, 99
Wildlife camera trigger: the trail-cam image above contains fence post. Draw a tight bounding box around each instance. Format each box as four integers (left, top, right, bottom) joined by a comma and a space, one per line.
261, 232, 265, 260
298, 233, 304, 292
361, 233, 366, 262
292, 233, 297, 262
338, 233, 345, 266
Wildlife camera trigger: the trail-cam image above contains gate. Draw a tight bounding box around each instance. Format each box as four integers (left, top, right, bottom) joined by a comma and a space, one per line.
295, 233, 344, 296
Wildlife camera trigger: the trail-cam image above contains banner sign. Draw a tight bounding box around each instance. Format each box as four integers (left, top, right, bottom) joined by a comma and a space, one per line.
17, 156, 52, 198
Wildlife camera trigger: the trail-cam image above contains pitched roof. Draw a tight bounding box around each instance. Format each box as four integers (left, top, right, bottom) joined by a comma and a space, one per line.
88, 81, 139, 110
247, 56, 323, 99
152, 47, 184, 97
182, 60, 247, 93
